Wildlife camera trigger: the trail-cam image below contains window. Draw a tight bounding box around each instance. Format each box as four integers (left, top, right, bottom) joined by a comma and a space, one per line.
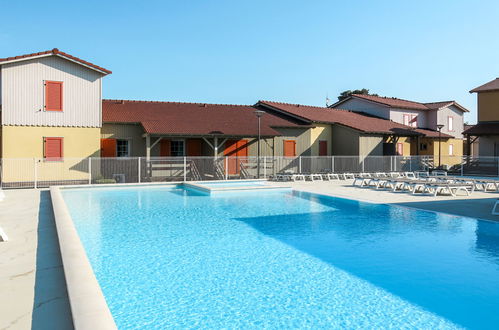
449, 144, 454, 156
170, 140, 185, 156
404, 114, 417, 127
45, 81, 63, 111
419, 143, 428, 151
116, 139, 130, 157
448, 116, 454, 131
44, 137, 63, 161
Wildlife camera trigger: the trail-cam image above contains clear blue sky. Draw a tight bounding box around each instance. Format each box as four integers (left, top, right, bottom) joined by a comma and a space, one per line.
2, 0, 499, 123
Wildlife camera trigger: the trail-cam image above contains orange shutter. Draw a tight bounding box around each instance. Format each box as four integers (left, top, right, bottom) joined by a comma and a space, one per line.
45, 81, 63, 111
236, 140, 248, 157
186, 139, 202, 156
160, 140, 171, 156
44, 137, 63, 160
284, 140, 296, 157
224, 140, 238, 156
101, 139, 117, 157
319, 141, 327, 156
397, 143, 403, 156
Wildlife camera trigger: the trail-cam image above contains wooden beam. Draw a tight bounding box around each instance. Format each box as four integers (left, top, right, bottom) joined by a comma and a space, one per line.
150, 137, 163, 149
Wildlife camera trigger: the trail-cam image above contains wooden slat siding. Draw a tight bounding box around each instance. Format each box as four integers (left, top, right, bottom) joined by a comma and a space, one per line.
100, 138, 116, 157
44, 137, 63, 160
283, 140, 296, 157
319, 140, 327, 156
45, 81, 63, 111
160, 140, 171, 156
186, 139, 202, 156
2, 56, 102, 127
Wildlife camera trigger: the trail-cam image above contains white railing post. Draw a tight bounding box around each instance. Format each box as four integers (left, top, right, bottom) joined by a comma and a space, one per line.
33, 158, 37, 189
225, 157, 228, 180
263, 157, 266, 179
460, 159, 464, 176
361, 158, 365, 173
409, 157, 412, 172
331, 156, 334, 173
88, 157, 92, 185
183, 157, 187, 182
390, 156, 393, 172
299, 156, 302, 173
138, 157, 141, 183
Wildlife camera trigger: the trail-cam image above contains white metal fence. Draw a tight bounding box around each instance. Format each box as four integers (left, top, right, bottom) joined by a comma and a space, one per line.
0, 156, 498, 189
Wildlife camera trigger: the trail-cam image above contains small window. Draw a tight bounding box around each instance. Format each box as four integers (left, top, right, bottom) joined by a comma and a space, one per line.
45, 81, 63, 111
44, 137, 63, 161
170, 140, 185, 156
419, 143, 428, 151
403, 114, 410, 126
116, 140, 130, 157
448, 116, 454, 131
404, 114, 417, 127
410, 115, 417, 127
449, 144, 454, 156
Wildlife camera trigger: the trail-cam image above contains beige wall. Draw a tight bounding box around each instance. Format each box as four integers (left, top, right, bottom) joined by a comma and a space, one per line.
359, 135, 384, 156
478, 91, 499, 122
101, 123, 145, 157
477, 136, 499, 157
1, 126, 100, 182
273, 127, 312, 156
331, 125, 359, 155
1, 56, 103, 127
310, 124, 332, 156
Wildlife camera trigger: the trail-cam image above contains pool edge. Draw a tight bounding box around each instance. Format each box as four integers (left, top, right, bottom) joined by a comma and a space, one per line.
50, 186, 117, 330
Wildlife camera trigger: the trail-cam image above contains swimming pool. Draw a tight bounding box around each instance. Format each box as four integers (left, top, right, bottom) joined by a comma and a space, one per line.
62, 185, 499, 329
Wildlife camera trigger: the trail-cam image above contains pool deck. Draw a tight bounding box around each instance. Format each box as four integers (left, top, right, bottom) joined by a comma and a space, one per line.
0, 181, 498, 328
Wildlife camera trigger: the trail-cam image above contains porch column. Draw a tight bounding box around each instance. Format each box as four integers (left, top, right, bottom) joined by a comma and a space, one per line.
214, 136, 218, 157
146, 134, 151, 161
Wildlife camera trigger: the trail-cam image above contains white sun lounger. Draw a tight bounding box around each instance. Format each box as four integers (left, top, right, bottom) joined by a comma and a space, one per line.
0, 227, 8, 242
424, 183, 474, 197
492, 199, 499, 216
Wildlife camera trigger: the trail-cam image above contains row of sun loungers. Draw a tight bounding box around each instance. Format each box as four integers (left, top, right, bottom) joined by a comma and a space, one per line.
273, 171, 422, 182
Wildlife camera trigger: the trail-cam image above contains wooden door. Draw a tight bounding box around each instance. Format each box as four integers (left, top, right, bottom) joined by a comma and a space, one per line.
187, 139, 202, 156
101, 138, 116, 157
224, 139, 248, 175
319, 140, 327, 156
160, 140, 171, 157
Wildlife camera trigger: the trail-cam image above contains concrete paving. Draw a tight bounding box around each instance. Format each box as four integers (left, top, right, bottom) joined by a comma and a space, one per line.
0, 182, 497, 329
271, 180, 499, 222
0, 189, 72, 330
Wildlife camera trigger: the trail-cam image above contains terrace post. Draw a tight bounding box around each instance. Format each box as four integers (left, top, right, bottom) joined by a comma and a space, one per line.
88, 157, 92, 185
183, 157, 187, 182
138, 157, 141, 183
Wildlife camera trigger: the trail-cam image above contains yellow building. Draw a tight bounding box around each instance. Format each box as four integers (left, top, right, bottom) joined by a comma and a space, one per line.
0, 48, 111, 185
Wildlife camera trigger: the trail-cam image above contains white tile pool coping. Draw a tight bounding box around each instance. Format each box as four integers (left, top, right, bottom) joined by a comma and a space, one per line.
50, 186, 117, 330
49, 180, 499, 328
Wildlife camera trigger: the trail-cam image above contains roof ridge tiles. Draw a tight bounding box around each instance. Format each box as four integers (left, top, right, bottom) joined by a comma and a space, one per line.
103, 99, 251, 107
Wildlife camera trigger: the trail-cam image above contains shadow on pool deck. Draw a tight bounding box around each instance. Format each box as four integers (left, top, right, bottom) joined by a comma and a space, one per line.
31, 191, 73, 330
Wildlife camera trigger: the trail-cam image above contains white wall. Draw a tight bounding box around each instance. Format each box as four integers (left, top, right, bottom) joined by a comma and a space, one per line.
1, 56, 103, 127
389, 108, 427, 128
335, 98, 391, 119
435, 105, 464, 138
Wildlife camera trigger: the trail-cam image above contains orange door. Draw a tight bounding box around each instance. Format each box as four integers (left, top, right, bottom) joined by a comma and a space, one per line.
283, 140, 296, 157
160, 140, 171, 157
187, 139, 202, 156
319, 140, 327, 156
101, 138, 116, 157
224, 139, 248, 175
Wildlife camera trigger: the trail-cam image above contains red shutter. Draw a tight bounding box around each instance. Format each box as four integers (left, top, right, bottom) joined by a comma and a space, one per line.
319, 141, 327, 156
284, 140, 296, 157
101, 139, 117, 157
160, 140, 171, 156
186, 139, 202, 156
44, 137, 63, 160
397, 143, 404, 156
45, 81, 63, 111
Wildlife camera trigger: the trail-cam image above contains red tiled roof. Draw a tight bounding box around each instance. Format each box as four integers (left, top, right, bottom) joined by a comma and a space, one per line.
470, 78, 499, 93
463, 122, 499, 135
258, 100, 452, 138
0, 48, 111, 74
102, 99, 308, 136
333, 94, 469, 112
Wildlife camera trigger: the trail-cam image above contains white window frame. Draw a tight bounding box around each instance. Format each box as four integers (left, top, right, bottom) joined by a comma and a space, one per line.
448, 116, 454, 132
116, 139, 131, 157
448, 144, 454, 156
170, 140, 185, 157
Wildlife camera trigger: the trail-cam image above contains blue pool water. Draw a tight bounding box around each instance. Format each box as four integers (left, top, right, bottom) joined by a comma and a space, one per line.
62, 186, 499, 329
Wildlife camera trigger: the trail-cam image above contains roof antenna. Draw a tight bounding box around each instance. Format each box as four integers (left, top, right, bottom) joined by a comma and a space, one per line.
326, 94, 330, 107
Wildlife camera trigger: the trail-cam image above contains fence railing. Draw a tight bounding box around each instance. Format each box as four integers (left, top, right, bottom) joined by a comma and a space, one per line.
1, 156, 498, 189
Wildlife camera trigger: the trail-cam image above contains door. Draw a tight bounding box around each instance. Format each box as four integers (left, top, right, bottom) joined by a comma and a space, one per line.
224, 139, 248, 175
187, 139, 202, 156
101, 138, 116, 157
283, 140, 296, 157
396, 143, 404, 156
160, 140, 171, 157
319, 140, 328, 156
